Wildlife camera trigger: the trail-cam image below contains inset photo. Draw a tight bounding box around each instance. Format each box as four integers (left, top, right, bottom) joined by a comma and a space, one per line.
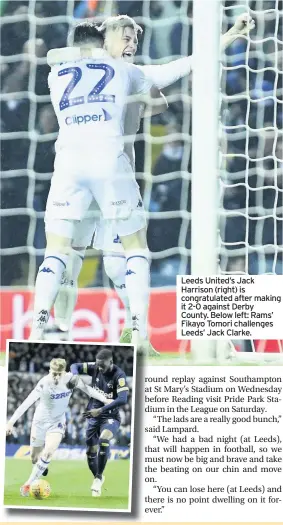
4, 341, 136, 512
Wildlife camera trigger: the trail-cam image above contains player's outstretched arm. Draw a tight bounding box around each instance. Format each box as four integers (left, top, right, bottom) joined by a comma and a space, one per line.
47, 46, 94, 66
6, 387, 41, 435
141, 58, 193, 91
139, 14, 254, 93
71, 375, 110, 405
221, 13, 255, 52
140, 13, 254, 92
70, 362, 93, 375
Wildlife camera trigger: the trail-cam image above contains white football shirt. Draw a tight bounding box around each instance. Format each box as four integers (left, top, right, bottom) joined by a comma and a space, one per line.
48, 49, 152, 151
32, 372, 73, 424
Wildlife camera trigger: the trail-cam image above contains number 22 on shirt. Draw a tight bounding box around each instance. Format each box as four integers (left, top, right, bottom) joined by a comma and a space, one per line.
58, 63, 115, 111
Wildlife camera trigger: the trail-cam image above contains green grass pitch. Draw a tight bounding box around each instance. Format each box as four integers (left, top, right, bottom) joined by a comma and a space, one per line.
4, 458, 130, 511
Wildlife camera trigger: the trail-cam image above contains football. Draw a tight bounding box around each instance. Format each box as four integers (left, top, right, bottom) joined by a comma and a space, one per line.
29, 479, 51, 499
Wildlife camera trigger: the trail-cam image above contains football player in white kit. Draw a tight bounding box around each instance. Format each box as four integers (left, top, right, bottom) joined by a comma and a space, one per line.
49, 14, 255, 353
6, 357, 110, 496
29, 21, 167, 343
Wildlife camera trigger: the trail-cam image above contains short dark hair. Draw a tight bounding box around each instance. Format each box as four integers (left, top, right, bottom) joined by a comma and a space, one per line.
68, 21, 104, 47
96, 348, 113, 361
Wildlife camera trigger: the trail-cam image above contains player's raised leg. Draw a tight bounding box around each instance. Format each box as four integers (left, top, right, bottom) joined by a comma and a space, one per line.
21, 431, 63, 496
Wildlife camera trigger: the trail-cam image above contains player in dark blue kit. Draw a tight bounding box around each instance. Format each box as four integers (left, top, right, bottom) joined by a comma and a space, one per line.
70, 348, 129, 497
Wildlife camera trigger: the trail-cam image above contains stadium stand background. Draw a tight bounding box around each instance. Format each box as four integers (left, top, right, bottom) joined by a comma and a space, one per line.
7, 342, 133, 446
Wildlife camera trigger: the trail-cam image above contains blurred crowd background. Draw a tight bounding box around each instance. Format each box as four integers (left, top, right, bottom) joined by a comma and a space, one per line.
7, 342, 133, 446
1, 0, 282, 289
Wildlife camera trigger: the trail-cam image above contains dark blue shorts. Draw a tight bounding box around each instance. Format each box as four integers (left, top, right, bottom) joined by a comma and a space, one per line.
86, 418, 120, 448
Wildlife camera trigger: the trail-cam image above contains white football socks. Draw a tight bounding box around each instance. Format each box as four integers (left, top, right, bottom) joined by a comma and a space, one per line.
54, 249, 84, 332
30, 252, 69, 339
103, 255, 132, 329
26, 456, 50, 485
124, 249, 150, 339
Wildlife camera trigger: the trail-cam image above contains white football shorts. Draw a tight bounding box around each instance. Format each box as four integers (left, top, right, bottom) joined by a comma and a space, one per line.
45, 152, 146, 247
30, 418, 66, 448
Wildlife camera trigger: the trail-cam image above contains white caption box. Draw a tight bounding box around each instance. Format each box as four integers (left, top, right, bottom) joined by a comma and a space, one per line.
176, 275, 283, 340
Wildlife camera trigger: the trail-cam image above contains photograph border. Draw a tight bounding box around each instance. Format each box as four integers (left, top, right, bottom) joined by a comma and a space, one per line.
4, 339, 137, 513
